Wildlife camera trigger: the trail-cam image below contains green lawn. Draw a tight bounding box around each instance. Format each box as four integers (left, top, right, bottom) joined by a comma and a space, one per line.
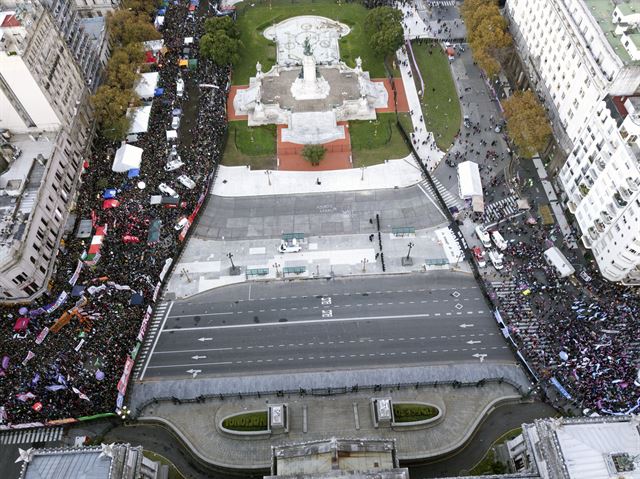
393, 403, 440, 423
468, 427, 522, 475
409, 41, 461, 151
232, 0, 395, 85
349, 113, 410, 167
222, 121, 277, 169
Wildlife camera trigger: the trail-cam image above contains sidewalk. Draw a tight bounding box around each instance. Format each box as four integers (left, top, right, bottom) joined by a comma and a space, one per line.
396, 47, 445, 172
211, 157, 423, 197
165, 224, 468, 299
131, 363, 530, 469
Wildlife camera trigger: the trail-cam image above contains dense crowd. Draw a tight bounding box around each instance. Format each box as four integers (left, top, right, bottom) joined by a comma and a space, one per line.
0, 0, 230, 425
487, 223, 640, 414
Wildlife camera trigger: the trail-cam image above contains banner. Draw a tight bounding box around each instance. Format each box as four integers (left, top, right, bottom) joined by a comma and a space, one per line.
152, 281, 162, 302
22, 351, 35, 366
45, 291, 69, 314
74, 339, 85, 352
116, 356, 134, 396
136, 306, 153, 342
551, 377, 572, 400
69, 260, 84, 286
158, 258, 173, 281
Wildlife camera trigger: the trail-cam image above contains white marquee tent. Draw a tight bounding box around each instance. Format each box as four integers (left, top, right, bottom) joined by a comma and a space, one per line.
134, 72, 159, 99
112, 144, 143, 173
127, 105, 152, 134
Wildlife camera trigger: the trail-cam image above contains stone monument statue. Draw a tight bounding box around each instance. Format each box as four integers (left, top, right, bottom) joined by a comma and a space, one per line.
291, 36, 330, 100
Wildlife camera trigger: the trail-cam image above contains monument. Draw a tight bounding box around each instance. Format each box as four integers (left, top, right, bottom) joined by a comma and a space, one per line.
233, 15, 388, 145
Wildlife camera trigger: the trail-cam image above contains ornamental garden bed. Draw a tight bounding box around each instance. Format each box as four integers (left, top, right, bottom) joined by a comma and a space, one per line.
221, 411, 269, 432
393, 403, 440, 423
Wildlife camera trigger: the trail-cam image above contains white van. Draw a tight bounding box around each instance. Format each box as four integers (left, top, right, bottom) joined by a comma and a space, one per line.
174, 217, 189, 231
488, 250, 504, 270
491, 230, 508, 251
475, 225, 492, 248
176, 78, 185, 98
164, 158, 184, 171
158, 183, 178, 198
171, 115, 180, 130
177, 174, 195, 189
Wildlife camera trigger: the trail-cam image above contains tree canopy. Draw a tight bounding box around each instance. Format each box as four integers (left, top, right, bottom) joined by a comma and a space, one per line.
364, 7, 404, 58
302, 145, 326, 166
460, 0, 511, 77
200, 17, 243, 66
91, 86, 139, 141
502, 90, 552, 158
107, 10, 161, 45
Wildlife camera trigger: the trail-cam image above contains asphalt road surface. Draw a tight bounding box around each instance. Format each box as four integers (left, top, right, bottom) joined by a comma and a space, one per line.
139, 273, 512, 381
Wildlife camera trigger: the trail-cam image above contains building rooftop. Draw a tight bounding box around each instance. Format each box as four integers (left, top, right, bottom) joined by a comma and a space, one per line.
584, 0, 640, 64
0, 131, 56, 263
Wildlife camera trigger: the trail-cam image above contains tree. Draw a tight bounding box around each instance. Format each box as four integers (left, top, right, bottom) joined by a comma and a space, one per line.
200, 30, 242, 66
302, 145, 326, 166
459, 0, 512, 77
502, 90, 552, 158
107, 10, 161, 46
91, 86, 138, 141
204, 16, 240, 39
106, 43, 144, 90
364, 7, 404, 58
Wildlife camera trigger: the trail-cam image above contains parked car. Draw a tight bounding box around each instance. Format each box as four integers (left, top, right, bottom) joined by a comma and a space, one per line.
175, 217, 189, 231
491, 230, 508, 251
158, 183, 178, 198
475, 225, 492, 248
164, 158, 184, 172
278, 238, 301, 253
472, 246, 487, 268
177, 174, 195, 189
176, 78, 184, 98
171, 115, 180, 130
488, 249, 504, 270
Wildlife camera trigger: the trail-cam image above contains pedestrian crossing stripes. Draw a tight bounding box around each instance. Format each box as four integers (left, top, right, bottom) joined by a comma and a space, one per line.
428, 0, 455, 6
420, 178, 464, 211
483, 195, 519, 224
132, 302, 170, 381
0, 426, 63, 445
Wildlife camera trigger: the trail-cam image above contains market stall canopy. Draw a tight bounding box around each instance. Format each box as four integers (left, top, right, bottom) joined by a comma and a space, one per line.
142, 39, 164, 53
134, 72, 159, 99
166, 130, 178, 141
103, 188, 117, 199
112, 144, 143, 172
76, 219, 93, 239
457, 161, 483, 199
13, 317, 30, 332
127, 169, 140, 178
472, 195, 485, 213
126, 105, 152, 134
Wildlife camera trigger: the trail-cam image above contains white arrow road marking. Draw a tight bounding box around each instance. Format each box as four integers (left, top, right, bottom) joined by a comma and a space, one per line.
186, 369, 202, 378
198, 337, 213, 342
459, 323, 474, 328
472, 353, 487, 363
191, 355, 207, 360
466, 340, 481, 345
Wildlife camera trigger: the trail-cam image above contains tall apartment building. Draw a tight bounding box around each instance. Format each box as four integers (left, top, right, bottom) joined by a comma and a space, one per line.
506, 0, 640, 284
73, 0, 118, 18
0, 2, 97, 301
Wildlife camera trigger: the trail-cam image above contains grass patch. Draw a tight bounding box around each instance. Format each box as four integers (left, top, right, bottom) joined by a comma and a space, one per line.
143, 451, 186, 479
397, 111, 414, 136
392, 403, 440, 423
350, 113, 410, 166
409, 41, 461, 151
222, 121, 276, 169
233, 0, 395, 85
222, 411, 269, 431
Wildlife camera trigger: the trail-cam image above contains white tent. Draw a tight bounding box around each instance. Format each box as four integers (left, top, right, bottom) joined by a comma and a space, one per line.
142, 39, 164, 53
112, 144, 143, 172
166, 130, 178, 141
457, 161, 483, 199
126, 105, 152, 134
135, 72, 159, 99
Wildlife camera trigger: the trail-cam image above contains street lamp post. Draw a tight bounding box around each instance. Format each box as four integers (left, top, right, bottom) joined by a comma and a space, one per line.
361, 166, 366, 181
227, 252, 240, 275
406, 241, 415, 261
402, 241, 415, 266
361, 258, 369, 272
273, 262, 281, 277
265, 169, 272, 186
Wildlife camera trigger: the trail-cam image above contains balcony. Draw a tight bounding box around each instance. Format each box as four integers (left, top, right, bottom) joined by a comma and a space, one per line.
614, 192, 628, 208
578, 184, 590, 198
628, 177, 640, 192
619, 187, 632, 201
581, 234, 593, 248
600, 210, 614, 224
595, 158, 606, 171
567, 201, 577, 213
594, 219, 606, 233
588, 226, 599, 240
607, 202, 619, 216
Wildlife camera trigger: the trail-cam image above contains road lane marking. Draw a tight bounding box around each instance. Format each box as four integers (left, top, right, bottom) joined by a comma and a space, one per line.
167, 311, 233, 319
160, 311, 491, 333
147, 361, 233, 369
154, 347, 233, 354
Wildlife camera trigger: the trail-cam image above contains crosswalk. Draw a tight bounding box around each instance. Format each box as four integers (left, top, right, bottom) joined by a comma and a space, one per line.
483, 195, 519, 224
428, 0, 456, 6
0, 427, 63, 445
132, 301, 171, 381
419, 177, 464, 212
